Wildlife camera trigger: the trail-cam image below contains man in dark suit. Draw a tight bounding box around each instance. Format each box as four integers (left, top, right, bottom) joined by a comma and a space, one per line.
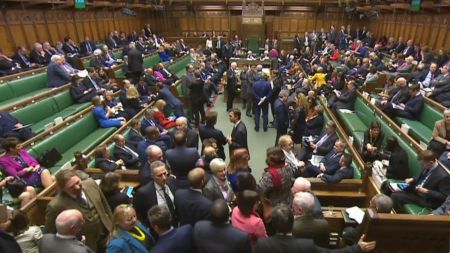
113, 134, 140, 169
40, 209, 94, 253
388, 84, 424, 120
292, 192, 329, 248
47, 55, 72, 88
62, 36, 80, 56
254, 204, 376, 253
291, 177, 323, 219
141, 109, 165, 134
166, 130, 200, 189
194, 199, 252, 253
45, 169, 113, 253
126, 42, 143, 84
401, 39, 415, 57
30, 43, 48, 66
106, 32, 119, 49
156, 82, 185, 117
134, 161, 177, 227
393, 37, 405, 54
391, 150, 450, 212
253, 73, 273, 132
301, 139, 346, 178
148, 205, 194, 253
226, 62, 239, 111
13, 46, 36, 70
215, 35, 224, 59
227, 108, 248, 154
274, 89, 289, 143
139, 145, 165, 184
90, 49, 107, 70
175, 117, 199, 149
297, 121, 338, 162
199, 111, 228, 160
80, 36, 97, 57
318, 154, 354, 184
127, 119, 146, 151
380, 77, 410, 115
0, 111, 35, 141
175, 168, 212, 225
0, 50, 20, 76
138, 127, 169, 165
293, 34, 302, 50
428, 63, 450, 107
331, 81, 357, 113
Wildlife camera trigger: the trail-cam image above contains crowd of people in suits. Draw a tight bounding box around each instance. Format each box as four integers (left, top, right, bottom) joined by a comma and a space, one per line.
0, 22, 449, 253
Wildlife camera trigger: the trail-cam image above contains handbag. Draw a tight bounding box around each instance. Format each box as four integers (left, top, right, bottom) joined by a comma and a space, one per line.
6, 176, 27, 198
39, 148, 62, 168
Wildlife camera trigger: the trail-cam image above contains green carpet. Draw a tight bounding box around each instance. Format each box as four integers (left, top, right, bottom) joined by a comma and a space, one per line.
212, 95, 277, 180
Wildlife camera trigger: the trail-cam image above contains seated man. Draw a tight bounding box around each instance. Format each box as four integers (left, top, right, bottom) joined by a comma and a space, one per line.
297, 121, 338, 162
330, 80, 357, 113
47, 55, 72, 88
292, 192, 329, 248
379, 77, 410, 113
427, 63, 450, 108
317, 153, 354, 184
384, 84, 424, 120
301, 139, 346, 178
0, 111, 35, 141
137, 126, 170, 165
113, 134, 140, 169
391, 150, 450, 212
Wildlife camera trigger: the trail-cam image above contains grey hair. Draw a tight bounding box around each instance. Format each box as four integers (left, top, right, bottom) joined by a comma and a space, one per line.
293, 192, 315, 215
209, 158, 226, 174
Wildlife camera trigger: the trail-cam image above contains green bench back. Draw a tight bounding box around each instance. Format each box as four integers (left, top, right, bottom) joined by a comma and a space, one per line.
168, 56, 190, 75
11, 98, 59, 125
0, 84, 15, 104
8, 72, 47, 97
143, 54, 162, 69
419, 104, 442, 130
53, 90, 76, 111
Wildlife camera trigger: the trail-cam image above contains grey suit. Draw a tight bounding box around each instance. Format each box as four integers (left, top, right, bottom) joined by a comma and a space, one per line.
292, 215, 330, 248
39, 234, 94, 253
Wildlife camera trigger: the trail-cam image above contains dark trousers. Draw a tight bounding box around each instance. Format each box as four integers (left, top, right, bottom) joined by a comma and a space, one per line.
191, 101, 205, 127
172, 104, 185, 117
246, 93, 254, 115
254, 103, 269, 130
227, 89, 236, 111
391, 191, 438, 212
275, 126, 288, 145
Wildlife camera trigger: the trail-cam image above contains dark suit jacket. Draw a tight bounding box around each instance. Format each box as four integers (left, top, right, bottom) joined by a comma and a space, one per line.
127, 48, 143, 73
156, 86, 182, 108
141, 117, 164, 133
321, 166, 354, 184
305, 115, 324, 137
334, 88, 357, 111
106, 37, 118, 49
80, 41, 97, 56
386, 146, 409, 180
69, 84, 96, 104
95, 157, 119, 172
230, 121, 248, 152
193, 220, 252, 253
388, 86, 410, 104
227, 69, 238, 92
30, 50, 48, 65
274, 98, 289, 131
0, 112, 19, 138
395, 94, 424, 119
12, 53, 31, 69
62, 43, 79, 55
90, 55, 106, 69
165, 146, 200, 179
292, 215, 329, 248
47, 62, 71, 88
315, 150, 343, 176
113, 145, 140, 168
127, 128, 145, 151
315, 132, 338, 156
0, 230, 22, 253
199, 125, 227, 160
133, 179, 177, 227
254, 235, 361, 253
410, 164, 450, 208
186, 129, 199, 149
402, 46, 414, 57
152, 225, 195, 253
175, 189, 212, 225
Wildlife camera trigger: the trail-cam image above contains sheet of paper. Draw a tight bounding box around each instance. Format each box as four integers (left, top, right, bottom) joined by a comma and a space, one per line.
346, 206, 365, 224
310, 155, 324, 167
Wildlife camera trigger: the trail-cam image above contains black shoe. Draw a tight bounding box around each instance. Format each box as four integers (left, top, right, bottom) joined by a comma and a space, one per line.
263, 128, 268, 132
254, 127, 259, 132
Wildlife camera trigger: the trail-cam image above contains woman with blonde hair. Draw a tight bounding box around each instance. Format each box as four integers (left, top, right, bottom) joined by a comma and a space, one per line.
153, 99, 176, 129
107, 204, 154, 253
124, 85, 145, 114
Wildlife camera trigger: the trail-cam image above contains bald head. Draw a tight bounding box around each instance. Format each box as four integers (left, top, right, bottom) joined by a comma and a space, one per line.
292, 177, 311, 194
188, 167, 206, 189
146, 145, 163, 162
55, 209, 84, 235
396, 77, 407, 87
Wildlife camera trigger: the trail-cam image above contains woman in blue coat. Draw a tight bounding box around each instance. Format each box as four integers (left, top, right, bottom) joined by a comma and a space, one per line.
92, 95, 126, 128
107, 205, 155, 253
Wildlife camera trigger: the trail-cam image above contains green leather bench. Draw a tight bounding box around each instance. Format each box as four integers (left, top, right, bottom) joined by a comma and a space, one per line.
0, 72, 50, 108
394, 104, 443, 144
11, 91, 90, 133
28, 113, 116, 174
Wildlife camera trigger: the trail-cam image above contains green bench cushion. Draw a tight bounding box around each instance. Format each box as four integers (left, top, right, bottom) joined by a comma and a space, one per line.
395, 117, 433, 144
114, 68, 125, 79
403, 204, 432, 215
11, 98, 59, 126
0, 84, 15, 104
337, 111, 368, 133
8, 73, 48, 97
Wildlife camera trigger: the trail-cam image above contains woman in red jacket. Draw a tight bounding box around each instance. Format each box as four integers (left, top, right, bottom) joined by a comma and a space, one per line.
153, 99, 176, 129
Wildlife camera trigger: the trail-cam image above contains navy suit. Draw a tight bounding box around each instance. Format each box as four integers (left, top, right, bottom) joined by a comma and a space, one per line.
303, 150, 342, 177
193, 220, 252, 253
141, 117, 164, 134
297, 132, 338, 162
166, 146, 200, 188
80, 41, 96, 56
321, 166, 354, 184
0, 112, 34, 141
175, 189, 212, 226
156, 86, 185, 117
113, 145, 140, 168
229, 121, 248, 153
133, 178, 177, 227
274, 98, 289, 143
401, 46, 414, 57
47, 62, 71, 88
95, 157, 119, 172
393, 94, 424, 119
199, 125, 227, 160
127, 128, 145, 151
253, 80, 272, 131
152, 225, 195, 253
332, 88, 357, 112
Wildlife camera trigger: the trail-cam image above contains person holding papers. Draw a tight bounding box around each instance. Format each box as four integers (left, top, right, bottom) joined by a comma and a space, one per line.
297, 121, 338, 162
383, 84, 424, 120
329, 80, 357, 114
252, 73, 272, 132
317, 153, 354, 184
390, 150, 450, 213
301, 139, 346, 178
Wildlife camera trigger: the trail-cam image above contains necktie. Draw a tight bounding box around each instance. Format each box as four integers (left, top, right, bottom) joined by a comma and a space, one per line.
162, 186, 177, 220
88, 76, 100, 90
78, 194, 89, 208
87, 43, 92, 53
21, 54, 31, 67
417, 169, 431, 187
124, 146, 138, 158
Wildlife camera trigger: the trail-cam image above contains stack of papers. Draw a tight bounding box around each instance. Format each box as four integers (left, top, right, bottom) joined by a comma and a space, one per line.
346, 206, 365, 224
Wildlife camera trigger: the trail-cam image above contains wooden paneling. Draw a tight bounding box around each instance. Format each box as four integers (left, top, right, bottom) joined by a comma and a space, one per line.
370, 12, 450, 50
1, 9, 142, 56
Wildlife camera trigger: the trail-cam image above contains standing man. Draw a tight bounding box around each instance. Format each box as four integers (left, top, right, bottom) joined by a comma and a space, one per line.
127, 42, 144, 84
45, 169, 113, 253
253, 73, 272, 132
274, 90, 290, 144
227, 108, 248, 154
227, 62, 239, 111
